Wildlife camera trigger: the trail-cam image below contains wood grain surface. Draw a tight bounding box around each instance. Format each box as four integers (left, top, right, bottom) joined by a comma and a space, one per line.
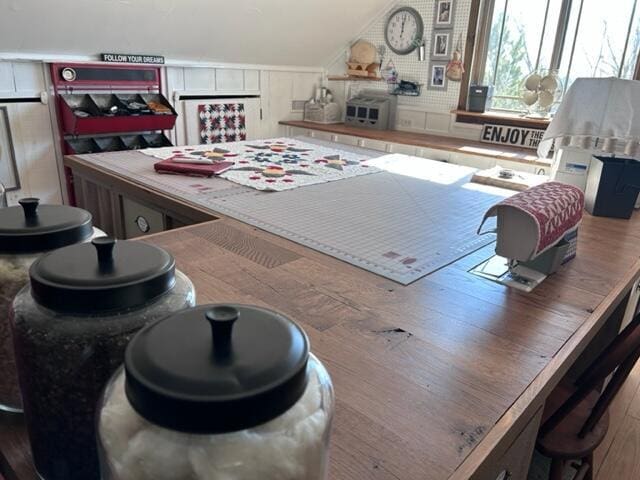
2, 162, 640, 479
450, 110, 551, 129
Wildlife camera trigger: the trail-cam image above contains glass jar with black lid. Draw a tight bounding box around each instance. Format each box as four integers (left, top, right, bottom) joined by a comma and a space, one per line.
0, 198, 104, 413
10, 237, 195, 480
97, 304, 335, 480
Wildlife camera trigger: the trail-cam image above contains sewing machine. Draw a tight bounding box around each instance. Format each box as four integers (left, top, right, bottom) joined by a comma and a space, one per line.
471, 182, 584, 292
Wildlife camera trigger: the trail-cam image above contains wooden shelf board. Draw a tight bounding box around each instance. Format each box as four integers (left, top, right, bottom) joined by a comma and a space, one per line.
327, 75, 384, 81
280, 120, 550, 167
452, 109, 551, 128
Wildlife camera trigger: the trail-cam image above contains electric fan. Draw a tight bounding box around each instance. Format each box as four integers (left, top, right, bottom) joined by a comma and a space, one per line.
519, 69, 563, 118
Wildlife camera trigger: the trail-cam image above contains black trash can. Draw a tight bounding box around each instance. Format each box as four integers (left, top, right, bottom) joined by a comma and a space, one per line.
585, 155, 640, 219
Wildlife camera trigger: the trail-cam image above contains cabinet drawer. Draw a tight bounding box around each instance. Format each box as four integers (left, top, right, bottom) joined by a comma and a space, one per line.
122, 197, 165, 239
333, 134, 359, 146
471, 407, 543, 480
417, 147, 451, 162
310, 130, 334, 142
358, 138, 388, 152
289, 126, 312, 137
388, 142, 418, 156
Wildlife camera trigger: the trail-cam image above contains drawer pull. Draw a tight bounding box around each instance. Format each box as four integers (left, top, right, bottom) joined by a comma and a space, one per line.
135, 215, 150, 233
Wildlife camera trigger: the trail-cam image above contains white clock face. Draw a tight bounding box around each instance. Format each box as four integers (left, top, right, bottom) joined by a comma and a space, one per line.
385, 9, 422, 54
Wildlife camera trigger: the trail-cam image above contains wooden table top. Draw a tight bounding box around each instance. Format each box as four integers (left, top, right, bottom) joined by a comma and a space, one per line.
3, 157, 640, 479
280, 120, 550, 167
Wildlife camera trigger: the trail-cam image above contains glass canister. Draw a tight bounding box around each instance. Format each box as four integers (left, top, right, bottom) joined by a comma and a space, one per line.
98, 304, 335, 480
10, 237, 196, 480
0, 197, 103, 413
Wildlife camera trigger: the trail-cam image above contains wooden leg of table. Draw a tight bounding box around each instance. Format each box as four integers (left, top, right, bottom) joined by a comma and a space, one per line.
550, 458, 564, 480
582, 454, 593, 480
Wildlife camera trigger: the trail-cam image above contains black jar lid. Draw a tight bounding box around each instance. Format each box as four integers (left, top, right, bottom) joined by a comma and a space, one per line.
0, 198, 93, 253
124, 304, 310, 434
29, 237, 176, 314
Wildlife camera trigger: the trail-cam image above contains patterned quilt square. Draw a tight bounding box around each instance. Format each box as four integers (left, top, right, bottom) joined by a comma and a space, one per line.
198, 103, 247, 144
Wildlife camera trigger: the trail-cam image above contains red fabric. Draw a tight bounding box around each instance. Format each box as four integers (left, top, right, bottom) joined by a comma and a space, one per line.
496, 181, 584, 254
154, 159, 234, 177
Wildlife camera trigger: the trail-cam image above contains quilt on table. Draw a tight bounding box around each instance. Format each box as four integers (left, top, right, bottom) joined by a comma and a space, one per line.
140, 137, 380, 191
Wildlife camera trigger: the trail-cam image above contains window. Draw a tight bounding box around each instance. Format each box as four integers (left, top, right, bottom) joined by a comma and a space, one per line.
474, 0, 640, 112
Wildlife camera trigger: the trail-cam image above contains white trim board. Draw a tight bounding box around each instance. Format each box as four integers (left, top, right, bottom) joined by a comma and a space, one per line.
0, 53, 325, 74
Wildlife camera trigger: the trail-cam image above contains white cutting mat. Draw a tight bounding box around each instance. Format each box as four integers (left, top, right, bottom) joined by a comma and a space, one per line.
205, 157, 511, 284
77, 147, 511, 284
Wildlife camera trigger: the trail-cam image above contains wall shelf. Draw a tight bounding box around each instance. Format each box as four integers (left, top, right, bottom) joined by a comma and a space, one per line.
327, 75, 384, 81
452, 109, 551, 129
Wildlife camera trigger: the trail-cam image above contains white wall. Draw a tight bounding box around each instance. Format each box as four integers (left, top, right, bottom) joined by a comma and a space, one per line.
0, 0, 391, 67
164, 65, 323, 144
0, 61, 61, 205
261, 70, 323, 137
326, 0, 481, 140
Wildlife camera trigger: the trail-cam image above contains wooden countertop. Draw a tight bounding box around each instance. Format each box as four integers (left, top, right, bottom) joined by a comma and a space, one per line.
450, 109, 551, 129
280, 120, 550, 167
3, 155, 640, 479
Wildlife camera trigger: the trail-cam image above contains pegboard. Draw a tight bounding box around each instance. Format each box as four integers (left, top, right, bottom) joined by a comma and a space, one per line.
331, 0, 472, 114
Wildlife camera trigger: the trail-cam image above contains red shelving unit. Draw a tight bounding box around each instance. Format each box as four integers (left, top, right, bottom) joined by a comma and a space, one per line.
59, 93, 177, 135
51, 62, 176, 205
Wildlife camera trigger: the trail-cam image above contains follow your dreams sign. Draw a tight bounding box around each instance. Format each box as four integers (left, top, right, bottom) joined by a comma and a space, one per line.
101, 53, 165, 64
480, 124, 546, 150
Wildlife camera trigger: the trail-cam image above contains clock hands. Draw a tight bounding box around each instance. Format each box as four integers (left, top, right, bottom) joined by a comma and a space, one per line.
401, 14, 406, 37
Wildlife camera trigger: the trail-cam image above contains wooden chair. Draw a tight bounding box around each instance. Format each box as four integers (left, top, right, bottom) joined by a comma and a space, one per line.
536, 313, 640, 480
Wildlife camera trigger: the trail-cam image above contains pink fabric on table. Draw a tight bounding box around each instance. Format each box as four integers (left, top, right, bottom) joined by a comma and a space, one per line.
480, 181, 584, 256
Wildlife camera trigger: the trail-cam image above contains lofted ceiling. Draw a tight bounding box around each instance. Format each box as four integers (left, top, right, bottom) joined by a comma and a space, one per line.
0, 0, 393, 67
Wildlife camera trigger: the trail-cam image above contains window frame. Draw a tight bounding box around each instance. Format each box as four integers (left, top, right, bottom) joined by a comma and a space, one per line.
462, 0, 640, 114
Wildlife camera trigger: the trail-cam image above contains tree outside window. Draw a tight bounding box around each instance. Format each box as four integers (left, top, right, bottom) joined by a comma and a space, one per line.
479, 0, 640, 112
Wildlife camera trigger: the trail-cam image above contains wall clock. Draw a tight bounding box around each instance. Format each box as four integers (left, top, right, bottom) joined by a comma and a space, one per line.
384, 6, 424, 55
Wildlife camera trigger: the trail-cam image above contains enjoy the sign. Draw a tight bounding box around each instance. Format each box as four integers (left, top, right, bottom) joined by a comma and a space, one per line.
480, 124, 545, 150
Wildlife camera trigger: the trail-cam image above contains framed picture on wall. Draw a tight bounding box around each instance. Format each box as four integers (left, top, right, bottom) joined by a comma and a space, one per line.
428, 62, 448, 90
0, 107, 20, 191
432, 31, 451, 58
434, 0, 454, 28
